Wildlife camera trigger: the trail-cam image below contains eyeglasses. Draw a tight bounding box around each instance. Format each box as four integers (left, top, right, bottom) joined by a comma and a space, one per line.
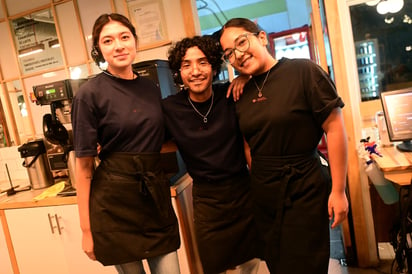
180, 58, 211, 74
222, 32, 259, 63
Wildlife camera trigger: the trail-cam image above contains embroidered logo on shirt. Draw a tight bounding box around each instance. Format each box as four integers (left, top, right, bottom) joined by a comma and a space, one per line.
252, 96, 268, 103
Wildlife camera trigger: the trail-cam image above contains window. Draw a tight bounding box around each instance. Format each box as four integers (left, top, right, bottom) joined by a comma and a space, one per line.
11, 9, 64, 75
350, 0, 412, 101
195, 0, 313, 82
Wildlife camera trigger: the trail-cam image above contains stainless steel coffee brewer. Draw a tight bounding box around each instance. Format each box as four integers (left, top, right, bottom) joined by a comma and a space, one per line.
33, 79, 87, 195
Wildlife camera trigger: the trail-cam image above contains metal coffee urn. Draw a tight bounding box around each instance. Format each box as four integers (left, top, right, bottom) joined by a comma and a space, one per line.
18, 139, 54, 189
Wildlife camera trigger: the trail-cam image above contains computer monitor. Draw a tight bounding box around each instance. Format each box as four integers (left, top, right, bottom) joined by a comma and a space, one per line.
380, 87, 412, 152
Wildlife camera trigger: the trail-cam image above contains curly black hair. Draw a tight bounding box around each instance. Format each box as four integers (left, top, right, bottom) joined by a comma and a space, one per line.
167, 35, 223, 85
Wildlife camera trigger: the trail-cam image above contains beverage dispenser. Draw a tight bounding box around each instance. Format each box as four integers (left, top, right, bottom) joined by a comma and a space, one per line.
18, 139, 54, 189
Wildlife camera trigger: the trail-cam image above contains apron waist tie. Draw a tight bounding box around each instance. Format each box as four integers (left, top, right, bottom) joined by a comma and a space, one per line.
99, 152, 167, 215
272, 165, 302, 260
252, 150, 318, 262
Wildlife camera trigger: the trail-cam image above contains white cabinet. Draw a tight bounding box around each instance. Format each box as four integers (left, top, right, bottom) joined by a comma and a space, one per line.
5, 204, 116, 274
0, 213, 13, 274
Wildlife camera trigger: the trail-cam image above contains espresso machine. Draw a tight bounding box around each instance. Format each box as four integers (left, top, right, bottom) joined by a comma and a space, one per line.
33, 79, 87, 195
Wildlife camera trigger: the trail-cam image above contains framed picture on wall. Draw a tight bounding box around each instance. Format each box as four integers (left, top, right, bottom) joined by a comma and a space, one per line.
10, 9, 64, 75
127, 0, 171, 51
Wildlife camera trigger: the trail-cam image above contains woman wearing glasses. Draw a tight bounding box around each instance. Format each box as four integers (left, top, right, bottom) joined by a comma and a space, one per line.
219, 18, 349, 274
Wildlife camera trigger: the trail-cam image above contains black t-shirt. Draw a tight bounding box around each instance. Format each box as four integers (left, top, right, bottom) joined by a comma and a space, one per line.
236, 58, 344, 156
162, 83, 247, 181
72, 72, 165, 159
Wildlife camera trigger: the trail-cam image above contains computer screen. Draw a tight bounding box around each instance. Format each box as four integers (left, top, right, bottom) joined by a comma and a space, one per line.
380, 87, 412, 152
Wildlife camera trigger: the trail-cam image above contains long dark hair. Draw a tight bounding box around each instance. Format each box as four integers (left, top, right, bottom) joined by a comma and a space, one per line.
91, 13, 137, 65
222, 17, 261, 34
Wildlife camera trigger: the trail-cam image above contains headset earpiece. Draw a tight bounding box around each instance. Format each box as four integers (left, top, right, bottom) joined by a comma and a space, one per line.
91, 46, 104, 65
91, 47, 99, 57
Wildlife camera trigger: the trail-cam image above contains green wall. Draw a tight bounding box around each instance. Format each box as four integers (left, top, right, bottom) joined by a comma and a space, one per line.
198, 0, 287, 30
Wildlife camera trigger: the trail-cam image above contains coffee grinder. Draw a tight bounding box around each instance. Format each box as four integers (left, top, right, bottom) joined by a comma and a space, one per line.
33, 79, 87, 195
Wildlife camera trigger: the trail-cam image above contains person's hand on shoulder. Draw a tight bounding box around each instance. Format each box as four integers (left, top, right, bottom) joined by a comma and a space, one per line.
226, 74, 251, 101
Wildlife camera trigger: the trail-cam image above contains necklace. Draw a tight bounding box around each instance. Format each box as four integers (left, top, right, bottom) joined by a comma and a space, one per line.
187, 91, 214, 123
253, 68, 272, 98
102, 69, 136, 80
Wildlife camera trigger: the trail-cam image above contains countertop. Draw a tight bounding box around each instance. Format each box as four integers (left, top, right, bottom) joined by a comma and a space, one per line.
374, 145, 412, 172
0, 183, 76, 210
373, 144, 412, 185
0, 173, 192, 210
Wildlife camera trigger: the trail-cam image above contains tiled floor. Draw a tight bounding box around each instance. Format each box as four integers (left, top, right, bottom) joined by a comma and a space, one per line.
255, 257, 394, 274
329, 258, 394, 274
227, 223, 399, 274
254, 257, 395, 274
330, 223, 346, 261
253, 226, 398, 274
329, 242, 396, 274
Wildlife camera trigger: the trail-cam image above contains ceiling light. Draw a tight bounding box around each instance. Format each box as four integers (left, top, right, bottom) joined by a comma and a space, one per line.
377, 0, 390, 14
291, 33, 300, 41
48, 39, 60, 48
70, 67, 82, 79
388, 0, 404, 13
42, 72, 57, 78
384, 16, 395, 23
375, 0, 404, 14
18, 43, 45, 58
366, 0, 380, 6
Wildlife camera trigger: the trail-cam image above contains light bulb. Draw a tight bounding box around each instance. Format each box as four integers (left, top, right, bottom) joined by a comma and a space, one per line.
384, 16, 394, 24
377, 1, 390, 14
70, 67, 82, 79
366, 0, 380, 6
389, 0, 404, 13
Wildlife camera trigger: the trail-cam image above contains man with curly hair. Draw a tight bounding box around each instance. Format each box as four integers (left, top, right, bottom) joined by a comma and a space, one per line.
162, 35, 261, 274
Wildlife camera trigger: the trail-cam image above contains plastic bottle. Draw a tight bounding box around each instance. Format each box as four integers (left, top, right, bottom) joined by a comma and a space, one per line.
375, 111, 391, 147
365, 161, 399, 204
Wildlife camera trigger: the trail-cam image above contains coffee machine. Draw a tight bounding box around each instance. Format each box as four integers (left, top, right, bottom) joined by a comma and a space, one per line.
33, 79, 87, 195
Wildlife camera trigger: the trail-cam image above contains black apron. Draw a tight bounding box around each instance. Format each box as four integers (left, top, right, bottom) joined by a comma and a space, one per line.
251, 150, 331, 274
192, 169, 262, 274
90, 152, 180, 265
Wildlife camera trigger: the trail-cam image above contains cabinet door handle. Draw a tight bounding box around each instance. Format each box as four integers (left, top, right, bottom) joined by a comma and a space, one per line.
48, 213, 56, 234
55, 214, 63, 235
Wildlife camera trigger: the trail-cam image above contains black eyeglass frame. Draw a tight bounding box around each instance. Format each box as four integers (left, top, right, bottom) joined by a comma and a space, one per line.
221, 32, 260, 63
